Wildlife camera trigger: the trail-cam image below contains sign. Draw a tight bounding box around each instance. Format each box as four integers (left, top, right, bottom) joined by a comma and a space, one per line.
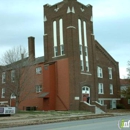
0, 107, 15, 114
0, 108, 4, 113
118, 119, 130, 129
75, 97, 80, 100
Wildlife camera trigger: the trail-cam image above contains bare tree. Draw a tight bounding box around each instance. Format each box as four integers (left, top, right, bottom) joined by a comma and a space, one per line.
120, 61, 130, 98
0, 46, 36, 111
120, 82, 130, 99
127, 61, 130, 79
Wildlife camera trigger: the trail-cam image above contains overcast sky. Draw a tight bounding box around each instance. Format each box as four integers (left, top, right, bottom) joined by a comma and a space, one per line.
0, 0, 130, 78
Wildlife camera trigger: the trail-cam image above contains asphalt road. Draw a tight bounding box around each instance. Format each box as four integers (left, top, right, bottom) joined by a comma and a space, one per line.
1, 115, 130, 130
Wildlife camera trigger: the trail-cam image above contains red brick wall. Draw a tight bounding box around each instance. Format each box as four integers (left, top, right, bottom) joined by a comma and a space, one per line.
120, 98, 130, 109
18, 97, 43, 110
13, 63, 44, 111
96, 41, 120, 99
55, 58, 70, 110
43, 63, 56, 110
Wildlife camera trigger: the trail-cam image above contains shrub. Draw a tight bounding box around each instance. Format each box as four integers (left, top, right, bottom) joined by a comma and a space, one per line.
116, 103, 125, 109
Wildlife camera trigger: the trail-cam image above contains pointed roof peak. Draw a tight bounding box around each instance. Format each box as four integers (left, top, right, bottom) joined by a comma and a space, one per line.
64, 0, 77, 2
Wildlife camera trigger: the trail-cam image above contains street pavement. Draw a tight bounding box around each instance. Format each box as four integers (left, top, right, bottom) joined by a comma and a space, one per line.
1, 115, 130, 130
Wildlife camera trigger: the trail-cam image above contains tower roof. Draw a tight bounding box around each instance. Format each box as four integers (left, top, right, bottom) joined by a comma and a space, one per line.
64, 0, 77, 2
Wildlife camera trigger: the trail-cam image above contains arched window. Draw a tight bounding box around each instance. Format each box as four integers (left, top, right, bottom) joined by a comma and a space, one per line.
10, 93, 16, 99
82, 86, 90, 94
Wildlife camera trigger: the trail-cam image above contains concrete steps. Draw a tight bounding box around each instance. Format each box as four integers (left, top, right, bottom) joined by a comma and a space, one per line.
95, 106, 105, 114
80, 101, 106, 114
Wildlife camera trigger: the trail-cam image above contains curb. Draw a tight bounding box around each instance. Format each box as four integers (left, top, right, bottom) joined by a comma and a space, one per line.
0, 114, 114, 128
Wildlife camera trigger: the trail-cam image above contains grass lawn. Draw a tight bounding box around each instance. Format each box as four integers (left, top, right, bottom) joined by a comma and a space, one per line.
17, 110, 91, 115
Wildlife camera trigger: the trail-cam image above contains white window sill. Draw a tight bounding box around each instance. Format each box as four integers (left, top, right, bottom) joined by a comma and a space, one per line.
81, 72, 92, 75
36, 92, 42, 93
98, 77, 103, 78
52, 54, 65, 58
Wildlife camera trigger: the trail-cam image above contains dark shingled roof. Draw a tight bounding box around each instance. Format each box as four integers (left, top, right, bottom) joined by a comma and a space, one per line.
34, 56, 44, 64
0, 56, 45, 71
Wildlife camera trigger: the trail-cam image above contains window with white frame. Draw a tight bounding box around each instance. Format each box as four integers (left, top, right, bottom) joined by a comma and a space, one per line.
97, 66, 103, 78
53, 20, 58, 57
79, 45, 83, 55
60, 45, 64, 55
79, 45, 84, 71
82, 86, 89, 94
110, 84, 113, 94
80, 60, 84, 71
78, 19, 82, 45
1, 88, 5, 98
98, 83, 104, 94
11, 70, 15, 82
85, 47, 88, 56
36, 85, 42, 93
128, 99, 130, 104
11, 93, 16, 99
53, 21, 57, 46
86, 61, 89, 72
59, 19, 64, 44
54, 46, 58, 57
83, 21, 88, 46
59, 19, 64, 55
36, 67, 42, 74
108, 67, 112, 79
2, 72, 6, 83
98, 100, 104, 105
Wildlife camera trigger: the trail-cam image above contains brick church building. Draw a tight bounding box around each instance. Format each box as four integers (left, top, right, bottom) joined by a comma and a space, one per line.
0, 0, 120, 112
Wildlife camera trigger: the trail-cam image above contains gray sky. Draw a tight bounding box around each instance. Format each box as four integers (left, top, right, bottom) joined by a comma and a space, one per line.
0, 0, 130, 78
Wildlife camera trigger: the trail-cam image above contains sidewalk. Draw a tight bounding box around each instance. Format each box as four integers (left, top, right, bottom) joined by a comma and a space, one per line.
0, 110, 130, 129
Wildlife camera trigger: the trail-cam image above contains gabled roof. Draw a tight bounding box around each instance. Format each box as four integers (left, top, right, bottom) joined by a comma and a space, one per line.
95, 40, 118, 66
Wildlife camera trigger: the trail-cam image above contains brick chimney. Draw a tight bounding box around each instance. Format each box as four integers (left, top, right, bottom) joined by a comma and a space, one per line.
28, 36, 35, 61
21, 53, 24, 60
